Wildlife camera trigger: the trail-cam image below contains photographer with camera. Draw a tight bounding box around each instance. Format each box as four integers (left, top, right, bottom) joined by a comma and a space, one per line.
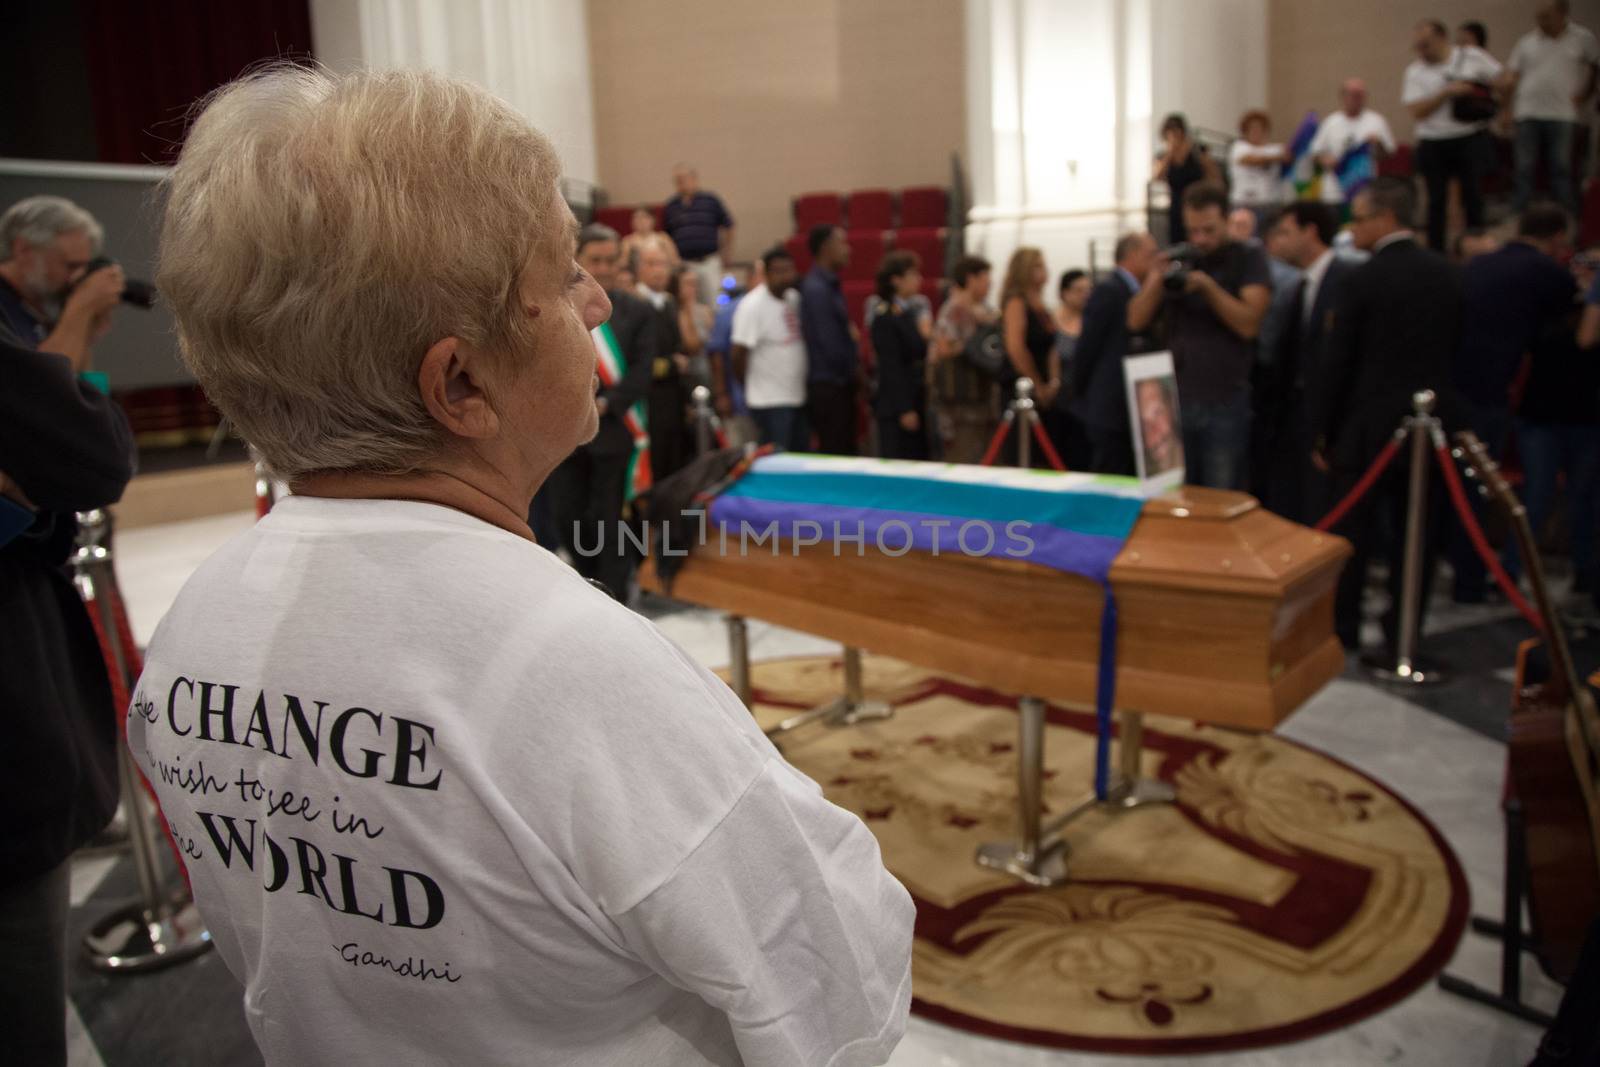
1, 193, 135, 1063
1142, 183, 1271, 489
0, 196, 126, 369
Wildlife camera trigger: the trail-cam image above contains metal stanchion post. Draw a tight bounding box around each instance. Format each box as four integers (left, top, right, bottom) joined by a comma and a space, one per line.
1369, 389, 1445, 686
727, 614, 752, 708
976, 695, 1069, 886
71, 510, 213, 972
1014, 378, 1035, 469
691, 385, 714, 457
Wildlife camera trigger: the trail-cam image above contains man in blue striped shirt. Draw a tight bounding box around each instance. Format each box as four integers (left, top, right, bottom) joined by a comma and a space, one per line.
664, 163, 734, 303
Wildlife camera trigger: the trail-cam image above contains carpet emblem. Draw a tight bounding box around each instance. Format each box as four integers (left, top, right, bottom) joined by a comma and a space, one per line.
736, 654, 1469, 1054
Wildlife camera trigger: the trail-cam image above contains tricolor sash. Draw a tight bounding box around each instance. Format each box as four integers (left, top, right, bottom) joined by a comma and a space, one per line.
593, 321, 651, 501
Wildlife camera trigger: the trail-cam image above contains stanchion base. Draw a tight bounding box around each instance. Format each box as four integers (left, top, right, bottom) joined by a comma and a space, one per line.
975, 838, 1070, 888
83, 894, 213, 973
1435, 974, 1554, 1027
1100, 776, 1178, 810
765, 697, 895, 737
1362, 652, 1447, 686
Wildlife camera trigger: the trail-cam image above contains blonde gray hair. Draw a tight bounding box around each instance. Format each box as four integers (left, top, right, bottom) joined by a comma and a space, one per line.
0, 196, 104, 260
158, 66, 563, 479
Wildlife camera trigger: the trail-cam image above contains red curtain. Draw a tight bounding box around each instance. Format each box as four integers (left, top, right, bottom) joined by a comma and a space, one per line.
82, 0, 313, 165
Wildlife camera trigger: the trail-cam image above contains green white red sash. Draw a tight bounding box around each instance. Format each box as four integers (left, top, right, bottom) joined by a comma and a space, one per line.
592, 321, 651, 501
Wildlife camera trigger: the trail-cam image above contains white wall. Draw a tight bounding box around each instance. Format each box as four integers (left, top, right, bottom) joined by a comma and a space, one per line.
964, 0, 1269, 288
308, 0, 598, 187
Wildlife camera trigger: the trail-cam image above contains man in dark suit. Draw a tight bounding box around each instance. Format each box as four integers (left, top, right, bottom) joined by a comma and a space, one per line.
1315, 177, 1463, 654
1449, 202, 1577, 601
1256, 202, 1354, 524
632, 241, 688, 485
1071, 232, 1161, 475
543, 223, 660, 600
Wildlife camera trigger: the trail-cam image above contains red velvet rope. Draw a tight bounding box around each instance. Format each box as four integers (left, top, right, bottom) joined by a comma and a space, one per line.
83, 581, 191, 883
713, 424, 730, 450
1029, 417, 1068, 472
1314, 437, 1403, 532
1434, 443, 1545, 631
978, 415, 1013, 467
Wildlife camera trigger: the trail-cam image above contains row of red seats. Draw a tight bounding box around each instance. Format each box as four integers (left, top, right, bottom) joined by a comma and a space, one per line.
793, 186, 948, 233
784, 228, 947, 280
593, 202, 664, 235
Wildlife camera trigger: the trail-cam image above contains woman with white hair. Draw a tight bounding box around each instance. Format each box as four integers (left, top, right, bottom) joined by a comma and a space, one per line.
130, 66, 912, 1066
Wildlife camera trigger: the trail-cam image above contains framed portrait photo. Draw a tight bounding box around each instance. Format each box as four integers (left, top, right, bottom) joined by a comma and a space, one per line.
1124, 351, 1185, 495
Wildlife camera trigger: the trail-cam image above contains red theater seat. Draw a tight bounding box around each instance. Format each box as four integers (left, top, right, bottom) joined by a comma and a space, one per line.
594, 205, 634, 233
843, 231, 888, 281
784, 232, 813, 275
794, 192, 844, 232
848, 189, 894, 230
1377, 144, 1414, 179
894, 228, 947, 279
1581, 178, 1600, 249
919, 279, 945, 315
843, 279, 876, 334
900, 186, 948, 228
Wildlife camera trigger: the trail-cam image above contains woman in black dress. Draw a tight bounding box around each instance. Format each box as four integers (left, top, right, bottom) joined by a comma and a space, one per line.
1153, 113, 1220, 244
997, 247, 1059, 467
869, 251, 930, 460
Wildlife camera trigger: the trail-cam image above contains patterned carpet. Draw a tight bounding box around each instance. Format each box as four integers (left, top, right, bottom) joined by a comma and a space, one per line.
737, 653, 1470, 1055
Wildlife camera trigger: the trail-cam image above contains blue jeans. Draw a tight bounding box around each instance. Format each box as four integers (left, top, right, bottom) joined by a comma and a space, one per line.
1180, 392, 1252, 490
1504, 421, 1600, 585
751, 405, 810, 452
1514, 119, 1576, 214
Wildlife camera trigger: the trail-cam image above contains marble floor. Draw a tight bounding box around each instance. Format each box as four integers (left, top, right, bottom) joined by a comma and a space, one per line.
61, 509, 1575, 1067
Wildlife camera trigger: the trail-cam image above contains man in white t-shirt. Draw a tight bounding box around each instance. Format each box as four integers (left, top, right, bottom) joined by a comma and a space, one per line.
1310, 78, 1397, 207
134, 66, 914, 1067
1402, 18, 1504, 251
730, 246, 810, 451
1505, 1, 1600, 213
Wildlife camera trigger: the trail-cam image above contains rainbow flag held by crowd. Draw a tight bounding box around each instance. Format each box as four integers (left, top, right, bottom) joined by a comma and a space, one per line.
592, 323, 651, 502
1283, 110, 1322, 201
1335, 142, 1376, 199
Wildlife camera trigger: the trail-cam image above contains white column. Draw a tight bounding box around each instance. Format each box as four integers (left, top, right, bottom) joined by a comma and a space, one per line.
308, 0, 598, 189
964, 0, 1267, 292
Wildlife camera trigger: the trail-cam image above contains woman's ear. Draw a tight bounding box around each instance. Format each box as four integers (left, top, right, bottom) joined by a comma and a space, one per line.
418, 337, 500, 440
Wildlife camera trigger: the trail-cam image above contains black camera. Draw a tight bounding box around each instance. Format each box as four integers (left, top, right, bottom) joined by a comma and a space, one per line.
78, 256, 156, 309
1162, 243, 1198, 294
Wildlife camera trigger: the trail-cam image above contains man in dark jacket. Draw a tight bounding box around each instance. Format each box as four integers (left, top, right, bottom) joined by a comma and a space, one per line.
1071, 232, 1160, 475
1449, 202, 1577, 601
1, 336, 134, 1064
1256, 202, 1353, 524
1315, 177, 1463, 654
543, 223, 661, 600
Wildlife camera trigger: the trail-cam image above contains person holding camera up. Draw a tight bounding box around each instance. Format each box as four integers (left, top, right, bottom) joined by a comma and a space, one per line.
0, 196, 125, 368
1, 193, 135, 1064
1149, 183, 1271, 490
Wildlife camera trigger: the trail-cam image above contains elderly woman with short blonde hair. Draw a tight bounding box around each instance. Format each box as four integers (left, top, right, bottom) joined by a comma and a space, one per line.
132, 66, 912, 1067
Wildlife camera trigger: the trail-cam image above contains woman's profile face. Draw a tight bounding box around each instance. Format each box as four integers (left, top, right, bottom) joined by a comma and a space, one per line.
1030, 260, 1048, 289
499, 205, 611, 468
895, 266, 922, 298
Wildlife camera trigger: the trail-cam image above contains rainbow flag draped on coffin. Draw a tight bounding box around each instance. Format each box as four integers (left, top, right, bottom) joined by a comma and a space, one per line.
708, 453, 1147, 798
710, 454, 1145, 582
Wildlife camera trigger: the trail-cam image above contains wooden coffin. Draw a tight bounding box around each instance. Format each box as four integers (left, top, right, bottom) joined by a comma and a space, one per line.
640, 487, 1352, 731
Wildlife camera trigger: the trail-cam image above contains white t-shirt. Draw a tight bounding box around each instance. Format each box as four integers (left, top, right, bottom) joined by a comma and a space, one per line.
1509, 24, 1600, 122
731, 284, 807, 409
1227, 140, 1286, 205
1402, 46, 1504, 140
1309, 110, 1397, 203
127, 496, 914, 1067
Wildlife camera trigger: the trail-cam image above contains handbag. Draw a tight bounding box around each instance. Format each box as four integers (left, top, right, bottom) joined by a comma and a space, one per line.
1448, 49, 1497, 123
963, 323, 1006, 380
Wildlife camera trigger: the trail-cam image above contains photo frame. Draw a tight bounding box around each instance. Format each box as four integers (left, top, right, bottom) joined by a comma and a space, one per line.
1124, 351, 1185, 495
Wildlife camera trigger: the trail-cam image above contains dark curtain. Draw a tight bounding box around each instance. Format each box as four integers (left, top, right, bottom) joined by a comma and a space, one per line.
82, 0, 313, 165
